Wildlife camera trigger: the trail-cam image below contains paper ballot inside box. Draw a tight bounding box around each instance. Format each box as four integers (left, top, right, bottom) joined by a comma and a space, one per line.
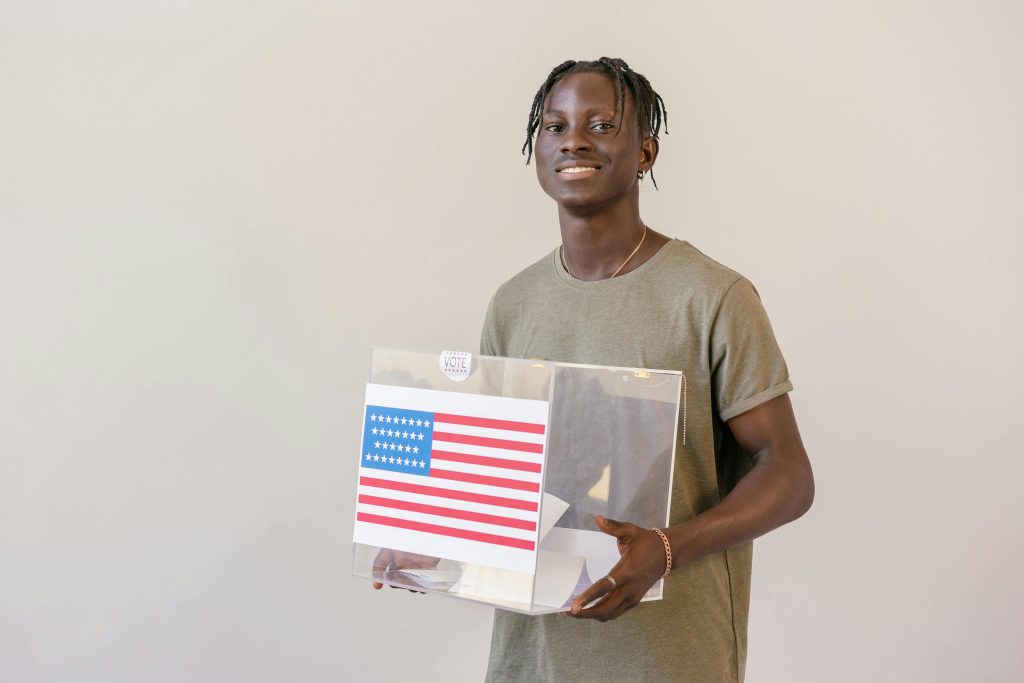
351, 349, 682, 614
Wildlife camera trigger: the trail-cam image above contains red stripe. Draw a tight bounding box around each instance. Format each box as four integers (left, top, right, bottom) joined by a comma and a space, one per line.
433, 431, 543, 454
358, 494, 537, 531
358, 477, 538, 511
434, 412, 545, 435
356, 512, 535, 550
431, 449, 542, 473
430, 468, 540, 493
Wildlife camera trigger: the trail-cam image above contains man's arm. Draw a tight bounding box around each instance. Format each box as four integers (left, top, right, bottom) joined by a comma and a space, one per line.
570, 393, 814, 620
668, 392, 814, 563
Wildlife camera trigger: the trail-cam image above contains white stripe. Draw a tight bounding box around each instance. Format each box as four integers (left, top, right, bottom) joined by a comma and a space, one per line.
356, 488, 538, 520
356, 502, 537, 541
431, 421, 546, 445
429, 440, 545, 461
358, 467, 540, 503
429, 458, 542, 483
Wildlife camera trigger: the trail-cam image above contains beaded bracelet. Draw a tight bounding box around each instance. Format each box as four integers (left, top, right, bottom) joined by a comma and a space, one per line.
650, 528, 673, 578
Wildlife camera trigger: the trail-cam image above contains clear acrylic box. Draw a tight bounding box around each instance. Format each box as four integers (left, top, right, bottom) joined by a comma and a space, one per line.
351, 348, 682, 614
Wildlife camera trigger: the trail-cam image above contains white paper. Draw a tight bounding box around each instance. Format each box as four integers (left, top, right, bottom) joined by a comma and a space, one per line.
539, 527, 621, 586
449, 564, 533, 606
538, 493, 570, 541
532, 551, 586, 608
390, 568, 463, 589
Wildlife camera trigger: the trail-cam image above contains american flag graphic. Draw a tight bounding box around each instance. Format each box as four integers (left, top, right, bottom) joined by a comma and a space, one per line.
353, 384, 549, 574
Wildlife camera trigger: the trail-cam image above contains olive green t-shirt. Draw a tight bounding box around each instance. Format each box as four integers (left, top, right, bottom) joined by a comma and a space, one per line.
480, 239, 792, 683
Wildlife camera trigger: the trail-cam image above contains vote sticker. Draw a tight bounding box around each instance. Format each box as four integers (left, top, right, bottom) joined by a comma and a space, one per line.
439, 350, 472, 382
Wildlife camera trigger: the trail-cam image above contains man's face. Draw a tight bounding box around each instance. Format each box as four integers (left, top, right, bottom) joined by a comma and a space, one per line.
534, 71, 647, 211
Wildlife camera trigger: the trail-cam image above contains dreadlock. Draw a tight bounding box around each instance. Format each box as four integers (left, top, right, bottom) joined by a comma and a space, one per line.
522, 57, 668, 188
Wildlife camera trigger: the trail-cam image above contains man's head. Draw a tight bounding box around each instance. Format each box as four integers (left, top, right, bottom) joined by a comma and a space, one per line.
525, 58, 668, 209
522, 57, 668, 188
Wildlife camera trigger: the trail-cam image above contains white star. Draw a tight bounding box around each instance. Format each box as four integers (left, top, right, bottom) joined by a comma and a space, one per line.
390, 443, 398, 451
404, 445, 412, 453
402, 431, 409, 439
388, 456, 395, 464
403, 458, 410, 466
374, 441, 381, 449
401, 417, 408, 425
414, 419, 423, 427
418, 460, 426, 468
373, 454, 380, 462
385, 415, 393, 423
365, 453, 372, 460
423, 421, 430, 428
371, 427, 378, 435
417, 433, 424, 441
412, 446, 419, 454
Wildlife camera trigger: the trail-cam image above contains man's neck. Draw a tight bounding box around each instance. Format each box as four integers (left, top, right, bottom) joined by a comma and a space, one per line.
557, 203, 665, 281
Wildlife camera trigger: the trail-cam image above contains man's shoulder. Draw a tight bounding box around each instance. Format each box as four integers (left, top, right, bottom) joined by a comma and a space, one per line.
651, 240, 747, 296
489, 248, 558, 305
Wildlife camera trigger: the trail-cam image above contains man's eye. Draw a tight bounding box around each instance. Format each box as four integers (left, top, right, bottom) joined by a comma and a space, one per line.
544, 124, 565, 133
592, 123, 614, 131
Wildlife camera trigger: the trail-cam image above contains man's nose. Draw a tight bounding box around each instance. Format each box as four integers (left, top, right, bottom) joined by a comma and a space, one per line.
561, 125, 591, 153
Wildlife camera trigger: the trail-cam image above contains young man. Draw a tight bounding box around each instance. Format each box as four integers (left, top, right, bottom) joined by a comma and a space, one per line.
479, 57, 814, 682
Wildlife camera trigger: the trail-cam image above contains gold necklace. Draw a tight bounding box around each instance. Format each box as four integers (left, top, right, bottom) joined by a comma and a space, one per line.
561, 224, 648, 280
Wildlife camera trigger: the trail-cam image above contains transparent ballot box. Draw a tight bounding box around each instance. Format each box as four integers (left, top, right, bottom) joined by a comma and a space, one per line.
351, 348, 682, 614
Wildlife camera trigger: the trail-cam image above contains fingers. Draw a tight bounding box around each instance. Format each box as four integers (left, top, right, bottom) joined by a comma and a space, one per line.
568, 574, 618, 616
595, 515, 621, 535
372, 549, 437, 593
569, 572, 646, 622
595, 515, 637, 541
570, 573, 658, 620
371, 548, 393, 590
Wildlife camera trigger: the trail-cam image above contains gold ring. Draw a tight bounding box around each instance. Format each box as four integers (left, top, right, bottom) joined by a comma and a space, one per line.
604, 575, 617, 590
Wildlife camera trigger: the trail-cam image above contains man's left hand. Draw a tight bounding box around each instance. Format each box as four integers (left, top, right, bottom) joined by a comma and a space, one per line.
567, 515, 669, 622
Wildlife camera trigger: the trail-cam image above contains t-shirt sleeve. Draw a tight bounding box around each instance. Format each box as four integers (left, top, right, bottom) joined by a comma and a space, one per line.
710, 277, 793, 422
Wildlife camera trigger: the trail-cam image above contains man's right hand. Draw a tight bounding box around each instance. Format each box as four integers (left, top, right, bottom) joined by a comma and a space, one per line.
371, 548, 440, 592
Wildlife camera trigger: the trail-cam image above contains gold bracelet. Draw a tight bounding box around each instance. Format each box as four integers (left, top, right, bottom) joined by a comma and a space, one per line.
651, 528, 673, 578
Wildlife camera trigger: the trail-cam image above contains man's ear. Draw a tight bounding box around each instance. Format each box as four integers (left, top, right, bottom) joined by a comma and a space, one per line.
640, 135, 660, 172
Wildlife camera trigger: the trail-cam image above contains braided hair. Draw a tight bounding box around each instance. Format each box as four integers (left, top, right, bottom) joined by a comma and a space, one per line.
522, 57, 668, 188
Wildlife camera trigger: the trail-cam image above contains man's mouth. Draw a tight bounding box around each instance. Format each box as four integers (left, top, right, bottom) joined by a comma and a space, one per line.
557, 166, 600, 174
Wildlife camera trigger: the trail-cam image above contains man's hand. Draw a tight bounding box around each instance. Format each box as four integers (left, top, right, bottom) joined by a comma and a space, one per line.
567, 515, 668, 622
371, 548, 440, 592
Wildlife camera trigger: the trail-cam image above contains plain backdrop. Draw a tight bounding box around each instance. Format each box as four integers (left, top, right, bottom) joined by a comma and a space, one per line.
2, 1, 1022, 681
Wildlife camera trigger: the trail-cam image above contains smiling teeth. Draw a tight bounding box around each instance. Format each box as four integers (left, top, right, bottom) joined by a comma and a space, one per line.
560, 167, 597, 174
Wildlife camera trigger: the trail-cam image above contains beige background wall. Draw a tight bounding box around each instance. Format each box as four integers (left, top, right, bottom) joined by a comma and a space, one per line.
2, 1, 1022, 681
